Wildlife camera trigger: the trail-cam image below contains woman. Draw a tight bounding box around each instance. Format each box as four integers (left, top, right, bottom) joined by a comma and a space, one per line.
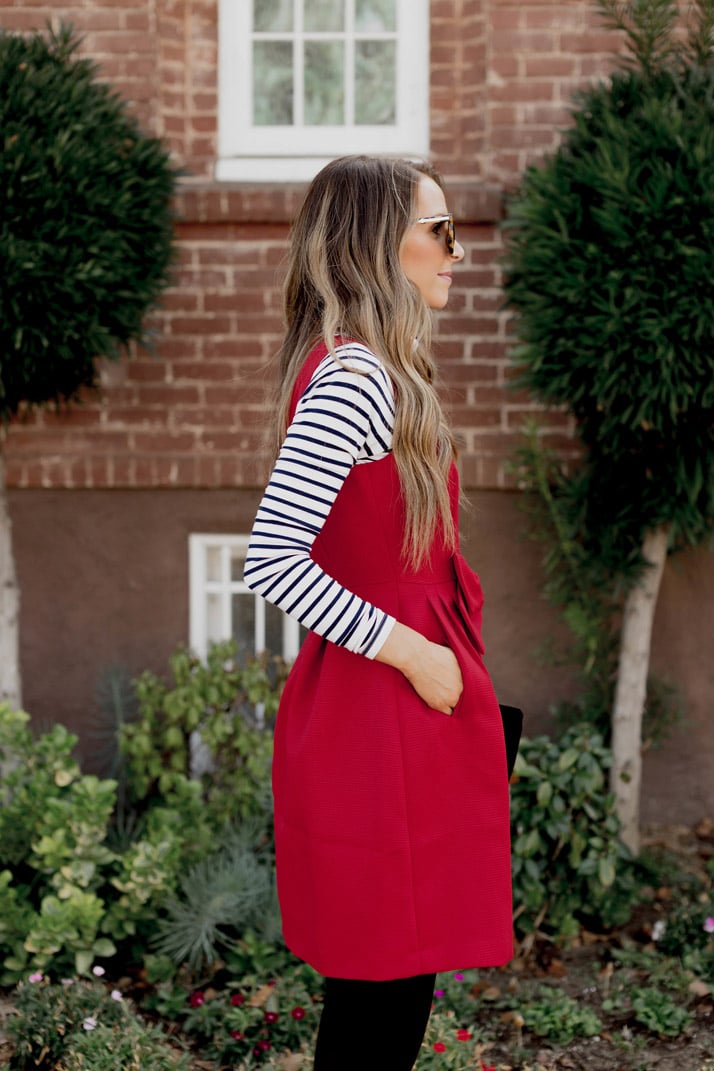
244, 155, 512, 1070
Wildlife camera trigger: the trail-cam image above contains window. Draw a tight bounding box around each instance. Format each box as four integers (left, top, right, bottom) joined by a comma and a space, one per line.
189, 534, 303, 663
217, 0, 429, 181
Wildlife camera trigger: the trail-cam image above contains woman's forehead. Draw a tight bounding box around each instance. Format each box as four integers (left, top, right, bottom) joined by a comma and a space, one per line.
415, 174, 448, 215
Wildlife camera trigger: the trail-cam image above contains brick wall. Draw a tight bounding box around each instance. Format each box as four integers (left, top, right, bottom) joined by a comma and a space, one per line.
2, 0, 620, 492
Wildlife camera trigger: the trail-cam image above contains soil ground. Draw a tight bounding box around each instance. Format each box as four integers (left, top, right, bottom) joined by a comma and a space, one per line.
466, 824, 714, 1071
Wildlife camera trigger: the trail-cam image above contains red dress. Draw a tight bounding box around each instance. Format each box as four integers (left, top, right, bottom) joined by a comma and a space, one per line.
271, 348, 513, 981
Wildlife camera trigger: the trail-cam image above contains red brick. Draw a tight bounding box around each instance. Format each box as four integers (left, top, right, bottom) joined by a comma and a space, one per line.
132, 432, 196, 454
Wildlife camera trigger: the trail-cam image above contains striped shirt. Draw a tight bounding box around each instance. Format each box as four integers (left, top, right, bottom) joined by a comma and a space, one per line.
243, 343, 398, 658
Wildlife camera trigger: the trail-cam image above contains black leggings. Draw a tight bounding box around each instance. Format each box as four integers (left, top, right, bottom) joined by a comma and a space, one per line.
313, 972, 436, 1071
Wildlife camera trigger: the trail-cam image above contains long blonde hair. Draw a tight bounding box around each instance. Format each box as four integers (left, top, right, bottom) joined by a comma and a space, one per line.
274, 155, 456, 570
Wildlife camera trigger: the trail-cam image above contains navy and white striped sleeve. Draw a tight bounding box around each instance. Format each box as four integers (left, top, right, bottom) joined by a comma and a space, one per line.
243, 348, 397, 659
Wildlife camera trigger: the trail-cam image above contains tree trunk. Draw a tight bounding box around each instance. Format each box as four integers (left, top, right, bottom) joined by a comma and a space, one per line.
0, 442, 22, 710
610, 524, 670, 854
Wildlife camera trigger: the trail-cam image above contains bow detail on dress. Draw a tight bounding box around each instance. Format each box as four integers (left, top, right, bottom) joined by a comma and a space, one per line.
452, 552, 486, 656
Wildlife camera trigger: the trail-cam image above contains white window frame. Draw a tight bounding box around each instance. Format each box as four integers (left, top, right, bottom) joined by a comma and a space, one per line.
216, 0, 430, 182
189, 533, 302, 663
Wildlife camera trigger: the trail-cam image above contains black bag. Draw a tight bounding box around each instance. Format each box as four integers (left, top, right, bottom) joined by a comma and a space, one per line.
499, 704, 523, 780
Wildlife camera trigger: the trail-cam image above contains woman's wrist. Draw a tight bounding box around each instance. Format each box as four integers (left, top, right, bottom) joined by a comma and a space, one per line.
373, 621, 428, 679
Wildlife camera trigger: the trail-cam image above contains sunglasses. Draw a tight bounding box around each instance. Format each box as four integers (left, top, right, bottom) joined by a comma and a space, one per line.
415, 213, 456, 256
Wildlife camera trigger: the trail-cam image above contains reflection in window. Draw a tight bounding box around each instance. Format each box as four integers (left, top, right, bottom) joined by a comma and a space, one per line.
304, 0, 345, 32
254, 0, 293, 32
304, 41, 345, 125
356, 0, 396, 31
356, 40, 395, 124
254, 41, 293, 125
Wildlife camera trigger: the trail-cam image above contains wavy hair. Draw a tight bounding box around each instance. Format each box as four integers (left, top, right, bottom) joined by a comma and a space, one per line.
273, 155, 456, 570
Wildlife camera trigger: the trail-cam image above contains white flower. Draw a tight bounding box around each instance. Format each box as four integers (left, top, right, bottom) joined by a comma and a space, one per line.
652, 919, 667, 942
110, 990, 123, 1002
92, 965, 106, 977
61, 979, 74, 987
83, 1017, 97, 1031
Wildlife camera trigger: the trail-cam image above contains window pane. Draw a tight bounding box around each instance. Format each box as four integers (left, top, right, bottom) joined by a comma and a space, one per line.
230, 548, 246, 582
206, 546, 222, 582
304, 41, 344, 124
254, 0, 293, 32
206, 593, 224, 645
232, 593, 256, 655
265, 601, 284, 655
304, 0, 345, 32
254, 41, 293, 125
355, 0, 396, 32
355, 40, 395, 124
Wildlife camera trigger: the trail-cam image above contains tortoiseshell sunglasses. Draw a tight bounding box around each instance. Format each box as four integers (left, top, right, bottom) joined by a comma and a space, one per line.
415, 213, 456, 255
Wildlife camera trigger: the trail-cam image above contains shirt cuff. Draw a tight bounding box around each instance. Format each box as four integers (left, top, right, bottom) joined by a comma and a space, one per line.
362, 613, 397, 660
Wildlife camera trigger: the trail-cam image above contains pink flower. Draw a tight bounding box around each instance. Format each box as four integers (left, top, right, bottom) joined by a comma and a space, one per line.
433, 1041, 447, 1053
189, 991, 205, 1007
110, 990, 123, 1002
291, 1006, 306, 1020
28, 972, 43, 984
82, 1017, 97, 1031
434, 989, 445, 998
704, 917, 714, 934
454, 972, 465, 981
92, 965, 105, 977
230, 993, 245, 1006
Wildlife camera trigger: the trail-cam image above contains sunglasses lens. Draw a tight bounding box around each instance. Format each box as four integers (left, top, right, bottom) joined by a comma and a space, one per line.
447, 218, 455, 255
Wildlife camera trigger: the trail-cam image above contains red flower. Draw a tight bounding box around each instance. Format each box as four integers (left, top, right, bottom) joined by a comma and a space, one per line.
264, 1011, 279, 1024
480, 1062, 496, 1071
457, 1029, 473, 1042
291, 1005, 306, 1020
433, 1041, 447, 1053
188, 991, 205, 1007
230, 1030, 245, 1041
259, 1040, 272, 1051
230, 993, 245, 1006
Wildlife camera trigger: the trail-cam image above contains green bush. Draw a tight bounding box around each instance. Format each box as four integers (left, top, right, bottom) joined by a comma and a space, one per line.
510, 725, 637, 942
0, 22, 176, 416
0, 643, 282, 981
120, 642, 282, 830
0, 705, 119, 980
6, 975, 191, 1071
655, 888, 714, 986
518, 985, 602, 1046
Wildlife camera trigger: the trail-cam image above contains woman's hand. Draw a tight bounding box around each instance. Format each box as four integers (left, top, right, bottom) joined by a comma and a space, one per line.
375, 622, 463, 716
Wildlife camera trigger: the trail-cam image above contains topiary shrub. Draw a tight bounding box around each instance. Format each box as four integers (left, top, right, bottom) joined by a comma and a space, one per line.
0, 21, 177, 411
